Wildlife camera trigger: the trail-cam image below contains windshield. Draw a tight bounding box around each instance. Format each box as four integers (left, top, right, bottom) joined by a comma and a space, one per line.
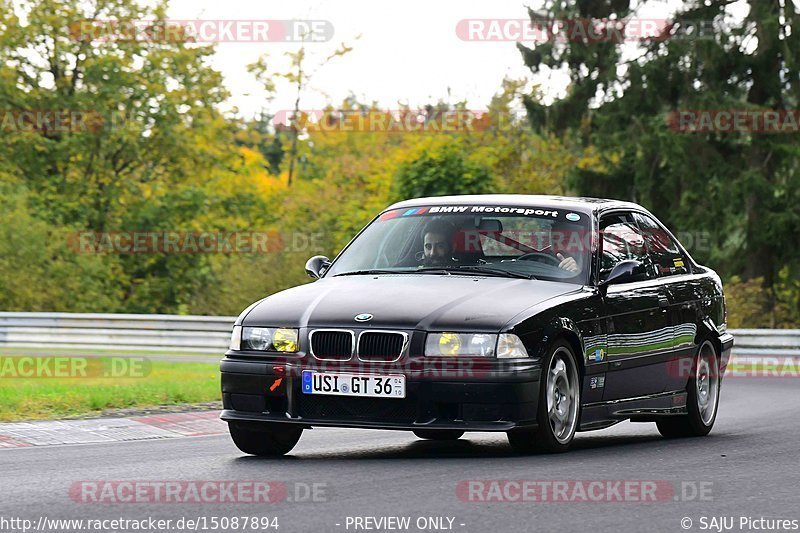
325, 205, 592, 284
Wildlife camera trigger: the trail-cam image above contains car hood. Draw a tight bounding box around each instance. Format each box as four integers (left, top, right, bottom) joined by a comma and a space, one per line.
241, 274, 581, 331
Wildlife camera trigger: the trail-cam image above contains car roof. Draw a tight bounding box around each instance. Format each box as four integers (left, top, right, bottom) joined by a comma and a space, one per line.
386, 194, 645, 216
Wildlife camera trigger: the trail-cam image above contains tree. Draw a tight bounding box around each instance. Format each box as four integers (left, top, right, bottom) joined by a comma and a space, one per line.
0, 0, 274, 313
518, 0, 800, 295
0, 181, 123, 311
248, 39, 356, 186
393, 140, 495, 200
234, 111, 286, 175
0, 0, 236, 229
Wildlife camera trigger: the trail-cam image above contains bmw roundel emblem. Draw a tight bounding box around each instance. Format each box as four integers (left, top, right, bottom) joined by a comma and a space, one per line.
355, 313, 373, 322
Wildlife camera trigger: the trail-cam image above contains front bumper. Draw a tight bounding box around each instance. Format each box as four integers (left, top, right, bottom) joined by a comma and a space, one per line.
719, 331, 735, 377
220, 355, 541, 432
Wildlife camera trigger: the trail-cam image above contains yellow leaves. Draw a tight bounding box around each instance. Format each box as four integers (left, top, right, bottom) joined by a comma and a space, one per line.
258, 172, 288, 196
210, 147, 287, 200
576, 146, 614, 174
240, 146, 262, 167
577, 150, 602, 170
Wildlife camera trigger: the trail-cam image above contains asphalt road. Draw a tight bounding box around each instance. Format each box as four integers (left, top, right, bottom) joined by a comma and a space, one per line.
0, 378, 797, 533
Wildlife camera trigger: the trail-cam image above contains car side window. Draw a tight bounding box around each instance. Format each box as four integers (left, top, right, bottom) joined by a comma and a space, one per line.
598, 213, 655, 282
633, 213, 690, 277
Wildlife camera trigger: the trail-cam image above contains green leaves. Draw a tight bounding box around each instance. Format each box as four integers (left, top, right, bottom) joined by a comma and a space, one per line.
0, 0, 255, 313
517, 0, 800, 325
392, 141, 495, 200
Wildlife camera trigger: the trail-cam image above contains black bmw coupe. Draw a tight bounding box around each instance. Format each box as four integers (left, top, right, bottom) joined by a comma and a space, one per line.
221, 195, 733, 455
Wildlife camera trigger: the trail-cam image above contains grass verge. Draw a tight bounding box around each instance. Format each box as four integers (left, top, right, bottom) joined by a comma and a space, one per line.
0, 359, 220, 422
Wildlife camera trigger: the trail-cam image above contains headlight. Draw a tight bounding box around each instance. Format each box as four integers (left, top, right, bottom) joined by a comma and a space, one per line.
229, 325, 242, 350
272, 328, 299, 352
425, 333, 497, 357
245, 327, 272, 351
496, 333, 529, 358
240, 327, 299, 352
424, 332, 529, 358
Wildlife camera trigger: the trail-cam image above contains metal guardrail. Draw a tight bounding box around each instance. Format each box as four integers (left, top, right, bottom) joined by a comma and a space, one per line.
0, 312, 798, 357
0, 312, 236, 353
726, 329, 800, 358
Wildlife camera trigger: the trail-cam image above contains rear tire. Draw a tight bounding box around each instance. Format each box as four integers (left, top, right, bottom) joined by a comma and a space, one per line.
657, 340, 720, 439
413, 429, 464, 441
228, 422, 303, 456
507, 340, 581, 454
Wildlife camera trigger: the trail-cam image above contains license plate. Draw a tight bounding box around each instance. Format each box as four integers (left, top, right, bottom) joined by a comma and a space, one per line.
301, 371, 405, 399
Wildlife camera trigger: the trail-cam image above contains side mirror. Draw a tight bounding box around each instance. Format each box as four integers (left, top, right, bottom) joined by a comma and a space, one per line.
305, 255, 331, 279
598, 260, 646, 293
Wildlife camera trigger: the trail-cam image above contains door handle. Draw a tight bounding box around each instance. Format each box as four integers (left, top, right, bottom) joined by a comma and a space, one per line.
658, 297, 670, 308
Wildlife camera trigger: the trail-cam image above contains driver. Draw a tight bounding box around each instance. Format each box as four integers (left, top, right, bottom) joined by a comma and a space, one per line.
557, 253, 579, 273
551, 222, 581, 273
421, 220, 457, 267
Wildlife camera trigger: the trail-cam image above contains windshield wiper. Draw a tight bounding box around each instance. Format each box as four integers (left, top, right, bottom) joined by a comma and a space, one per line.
455, 266, 536, 280
332, 269, 410, 277
417, 266, 535, 280
333, 268, 464, 277
334, 267, 534, 280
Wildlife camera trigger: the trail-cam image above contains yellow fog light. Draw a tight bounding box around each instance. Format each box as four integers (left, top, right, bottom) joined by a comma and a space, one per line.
438, 332, 462, 356
272, 328, 299, 352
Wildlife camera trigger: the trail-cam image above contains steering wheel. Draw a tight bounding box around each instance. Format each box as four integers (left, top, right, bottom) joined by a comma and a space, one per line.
374, 252, 391, 268
515, 251, 562, 266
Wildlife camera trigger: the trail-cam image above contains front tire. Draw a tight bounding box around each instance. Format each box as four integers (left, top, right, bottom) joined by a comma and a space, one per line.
657, 340, 720, 438
508, 340, 581, 453
413, 429, 464, 441
228, 422, 303, 456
